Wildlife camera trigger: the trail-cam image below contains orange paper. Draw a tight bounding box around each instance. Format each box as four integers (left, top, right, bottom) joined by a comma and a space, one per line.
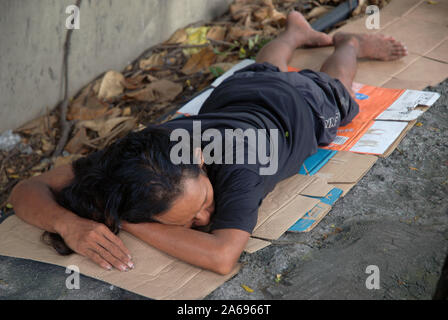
322, 84, 405, 151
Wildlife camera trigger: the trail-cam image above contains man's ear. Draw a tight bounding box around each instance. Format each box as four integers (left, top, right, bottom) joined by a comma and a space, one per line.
193, 147, 205, 168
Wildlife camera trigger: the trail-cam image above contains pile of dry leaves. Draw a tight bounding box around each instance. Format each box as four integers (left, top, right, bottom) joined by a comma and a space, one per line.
0, 0, 390, 217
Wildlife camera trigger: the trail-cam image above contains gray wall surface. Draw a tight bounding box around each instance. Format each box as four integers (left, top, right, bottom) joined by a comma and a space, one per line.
0, 0, 232, 133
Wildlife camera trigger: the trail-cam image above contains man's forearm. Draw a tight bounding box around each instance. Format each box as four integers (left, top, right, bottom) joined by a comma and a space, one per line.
8, 180, 79, 236
122, 222, 235, 275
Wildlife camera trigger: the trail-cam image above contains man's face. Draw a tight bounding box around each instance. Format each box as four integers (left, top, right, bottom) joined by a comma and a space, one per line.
153, 172, 215, 229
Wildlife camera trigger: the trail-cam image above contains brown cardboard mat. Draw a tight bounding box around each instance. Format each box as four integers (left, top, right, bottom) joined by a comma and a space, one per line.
0, 215, 240, 300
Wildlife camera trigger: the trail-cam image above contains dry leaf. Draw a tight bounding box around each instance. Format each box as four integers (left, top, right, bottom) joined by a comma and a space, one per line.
16, 114, 57, 136
183, 27, 210, 56
146, 74, 159, 83
68, 101, 108, 121
352, 0, 367, 17
124, 74, 147, 90
68, 83, 109, 121
41, 138, 54, 153
259, 0, 286, 25
306, 6, 332, 20
77, 116, 136, 150
139, 51, 167, 70
269, 8, 286, 25
206, 26, 227, 41
165, 28, 188, 44
65, 127, 89, 154
122, 107, 132, 116
133, 123, 147, 132
262, 24, 278, 36
227, 26, 260, 41
230, 2, 258, 21
98, 71, 125, 101
181, 47, 217, 75
253, 6, 270, 21
81, 117, 133, 138
126, 79, 183, 103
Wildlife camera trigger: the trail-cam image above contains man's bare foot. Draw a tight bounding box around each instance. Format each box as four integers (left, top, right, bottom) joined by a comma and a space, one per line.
333, 32, 408, 61
285, 10, 333, 48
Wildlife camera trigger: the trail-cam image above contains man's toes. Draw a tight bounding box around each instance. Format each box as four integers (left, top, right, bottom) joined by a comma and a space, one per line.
324, 34, 334, 45
317, 33, 333, 46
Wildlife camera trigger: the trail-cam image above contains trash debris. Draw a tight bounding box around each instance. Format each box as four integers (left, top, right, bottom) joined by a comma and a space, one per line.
0, 130, 33, 155
274, 274, 282, 283
241, 284, 254, 293
0, 130, 22, 152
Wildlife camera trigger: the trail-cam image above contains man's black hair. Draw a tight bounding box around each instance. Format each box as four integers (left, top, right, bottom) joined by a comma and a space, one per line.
42, 125, 201, 255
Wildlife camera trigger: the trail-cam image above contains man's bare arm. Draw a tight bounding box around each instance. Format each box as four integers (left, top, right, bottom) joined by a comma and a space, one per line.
8, 164, 133, 271
8, 164, 77, 234
122, 221, 249, 275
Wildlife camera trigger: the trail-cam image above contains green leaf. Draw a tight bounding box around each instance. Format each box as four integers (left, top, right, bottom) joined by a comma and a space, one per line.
209, 66, 225, 78
248, 38, 254, 51
239, 47, 247, 59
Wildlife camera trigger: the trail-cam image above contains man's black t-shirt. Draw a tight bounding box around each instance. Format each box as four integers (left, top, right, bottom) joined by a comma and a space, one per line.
160, 66, 319, 234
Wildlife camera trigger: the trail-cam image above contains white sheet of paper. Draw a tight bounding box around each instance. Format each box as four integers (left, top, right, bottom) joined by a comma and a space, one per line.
350, 121, 409, 154
176, 88, 213, 115
376, 89, 440, 121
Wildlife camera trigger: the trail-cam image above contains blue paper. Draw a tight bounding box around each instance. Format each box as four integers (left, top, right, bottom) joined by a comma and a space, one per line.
299, 148, 338, 176
288, 188, 343, 232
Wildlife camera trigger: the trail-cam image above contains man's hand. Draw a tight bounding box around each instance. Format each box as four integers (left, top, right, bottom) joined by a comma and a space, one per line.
58, 215, 134, 272
9, 164, 134, 272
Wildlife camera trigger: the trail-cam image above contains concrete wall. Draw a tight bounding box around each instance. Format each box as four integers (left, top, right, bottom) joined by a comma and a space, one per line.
0, 0, 232, 133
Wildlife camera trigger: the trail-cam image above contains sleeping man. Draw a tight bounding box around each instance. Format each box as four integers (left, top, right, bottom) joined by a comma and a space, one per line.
8, 11, 407, 275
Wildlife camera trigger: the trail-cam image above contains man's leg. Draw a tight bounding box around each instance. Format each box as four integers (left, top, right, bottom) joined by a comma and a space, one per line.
256, 10, 408, 94
320, 33, 408, 95
256, 11, 332, 72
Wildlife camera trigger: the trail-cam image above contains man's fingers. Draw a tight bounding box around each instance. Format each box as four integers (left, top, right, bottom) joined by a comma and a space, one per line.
84, 249, 112, 271
99, 228, 133, 264
91, 243, 131, 272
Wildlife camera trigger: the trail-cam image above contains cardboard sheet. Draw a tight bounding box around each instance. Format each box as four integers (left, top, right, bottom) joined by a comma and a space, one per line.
322, 85, 440, 156
314, 151, 378, 198
0, 215, 240, 300
241, 174, 333, 244
289, 188, 344, 233
376, 89, 440, 121
299, 148, 338, 176
350, 121, 409, 155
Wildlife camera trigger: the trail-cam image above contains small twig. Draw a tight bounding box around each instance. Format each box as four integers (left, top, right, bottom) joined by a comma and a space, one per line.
206, 38, 236, 47
155, 43, 211, 50
52, 0, 82, 158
